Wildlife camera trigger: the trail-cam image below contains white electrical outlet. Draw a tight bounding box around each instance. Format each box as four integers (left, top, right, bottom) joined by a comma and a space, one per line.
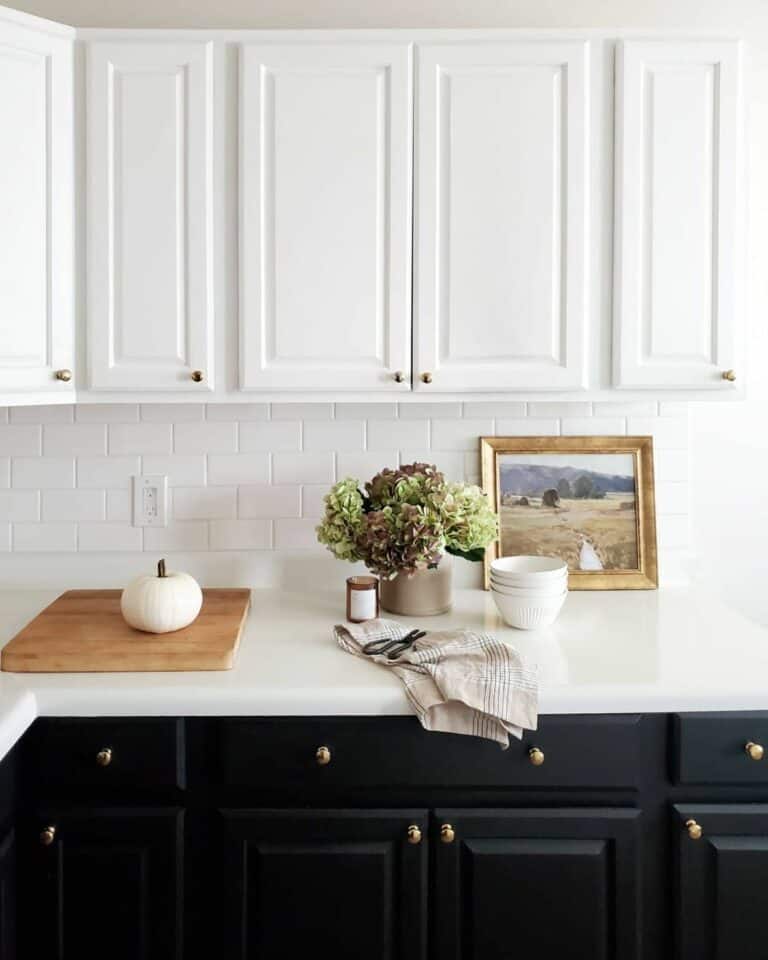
132, 475, 168, 527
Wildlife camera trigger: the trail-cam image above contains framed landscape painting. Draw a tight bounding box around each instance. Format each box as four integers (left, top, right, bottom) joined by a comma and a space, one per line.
481, 436, 658, 590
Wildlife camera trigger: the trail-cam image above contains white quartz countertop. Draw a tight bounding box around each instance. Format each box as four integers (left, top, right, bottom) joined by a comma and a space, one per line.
0, 584, 765, 761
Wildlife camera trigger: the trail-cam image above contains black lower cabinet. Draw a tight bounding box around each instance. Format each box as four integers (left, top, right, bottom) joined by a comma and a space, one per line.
434, 808, 642, 960
0, 828, 16, 960
675, 803, 768, 960
25, 808, 183, 960
219, 809, 429, 960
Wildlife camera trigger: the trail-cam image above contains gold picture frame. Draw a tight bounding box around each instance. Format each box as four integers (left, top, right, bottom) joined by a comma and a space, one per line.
481, 436, 658, 590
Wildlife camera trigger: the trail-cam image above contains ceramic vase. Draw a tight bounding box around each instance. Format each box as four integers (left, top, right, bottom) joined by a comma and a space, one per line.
379, 556, 452, 616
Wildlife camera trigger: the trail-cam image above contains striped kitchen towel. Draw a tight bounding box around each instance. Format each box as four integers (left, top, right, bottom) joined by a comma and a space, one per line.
334, 619, 538, 748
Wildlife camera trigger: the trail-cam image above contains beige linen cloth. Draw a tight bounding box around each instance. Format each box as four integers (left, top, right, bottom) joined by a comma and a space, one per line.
334, 619, 538, 748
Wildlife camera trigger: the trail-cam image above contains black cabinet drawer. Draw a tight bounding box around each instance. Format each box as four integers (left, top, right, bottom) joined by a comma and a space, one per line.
674, 712, 768, 785
25, 718, 185, 793
218, 715, 643, 791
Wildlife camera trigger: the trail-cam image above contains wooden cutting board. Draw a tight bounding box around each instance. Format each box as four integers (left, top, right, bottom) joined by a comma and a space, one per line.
1, 588, 251, 673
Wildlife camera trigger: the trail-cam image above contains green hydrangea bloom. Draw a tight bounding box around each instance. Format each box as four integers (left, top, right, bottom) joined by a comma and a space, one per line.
441, 481, 499, 555
315, 477, 365, 562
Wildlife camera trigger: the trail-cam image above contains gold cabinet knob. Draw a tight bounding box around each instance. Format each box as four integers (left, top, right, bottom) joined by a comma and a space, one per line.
420, 372, 433, 384
39, 825, 56, 847
315, 745, 331, 766
440, 823, 455, 844
722, 370, 736, 382
407, 825, 422, 845
96, 747, 112, 767
746, 741, 764, 761
191, 370, 204, 382
392, 371, 405, 383
528, 746, 545, 767
55, 369, 72, 382
685, 819, 703, 840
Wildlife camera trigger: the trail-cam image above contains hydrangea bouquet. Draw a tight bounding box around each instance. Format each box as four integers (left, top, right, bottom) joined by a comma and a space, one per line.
316, 462, 498, 580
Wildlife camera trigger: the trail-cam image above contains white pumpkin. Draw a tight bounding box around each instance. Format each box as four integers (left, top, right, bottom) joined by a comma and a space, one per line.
121, 559, 203, 634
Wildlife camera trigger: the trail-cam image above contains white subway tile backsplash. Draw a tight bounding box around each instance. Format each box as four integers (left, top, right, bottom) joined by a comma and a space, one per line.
273, 453, 334, 485
78, 523, 142, 552
304, 420, 364, 452
207, 454, 269, 486
0, 425, 41, 456
144, 521, 208, 552
174, 422, 237, 455
77, 456, 139, 489
239, 485, 301, 518
561, 418, 626, 436
173, 487, 237, 520
110, 423, 172, 456
13, 523, 76, 552
76, 404, 140, 423
495, 419, 560, 436
240, 421, 301, 453
627, 416, 688, 449
336, 403, 397, 420
43, 490, 105, 523
274, 518, 323, 550
302, 484, 329, 518
142, 455, 206, 487
12, 457, 75, 489
527, 402, 592, 418
431, 419, 493, 451
337, 452, 397, 480
399, 403, 462, 419
367, 419, 429, 450
0, 402, 691, 564
43, 423, 107, 457
0, 491, 39, 522
10, 404, 74, 424
142, 404, 205, 422
271, 403, 332, 421
206, 403, 269, 421
209, 519, 271, 551
106, 489, 132, 523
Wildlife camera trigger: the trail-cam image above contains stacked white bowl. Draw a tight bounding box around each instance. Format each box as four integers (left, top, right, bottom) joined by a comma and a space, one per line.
489, 556, 568, 630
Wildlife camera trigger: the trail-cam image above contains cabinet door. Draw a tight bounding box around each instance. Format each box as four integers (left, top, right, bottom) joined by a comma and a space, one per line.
0, 15, 74, 400
434, 808, 641, 960
614, 40, 742, 389
219, 808, 427, 960
30, 808, 182, 960
0, 828, 16, 960
239, 43, 412, 392
675, 803, 768, 960
414, 41, 589, 392
87, 41, 216, 391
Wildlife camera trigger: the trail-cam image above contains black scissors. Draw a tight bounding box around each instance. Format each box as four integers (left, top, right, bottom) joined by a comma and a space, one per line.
362, 628, 427, 661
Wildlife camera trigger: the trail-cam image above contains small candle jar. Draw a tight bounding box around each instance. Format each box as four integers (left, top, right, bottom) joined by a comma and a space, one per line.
346, 576, 380, 623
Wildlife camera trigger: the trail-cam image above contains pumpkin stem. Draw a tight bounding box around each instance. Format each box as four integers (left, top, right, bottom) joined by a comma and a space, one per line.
157, 558, 167, 578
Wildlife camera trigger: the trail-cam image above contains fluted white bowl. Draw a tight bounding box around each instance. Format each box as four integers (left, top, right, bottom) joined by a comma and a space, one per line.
489, 576, 568, 598
491, 587, 567, 630
490, 556, 568, 588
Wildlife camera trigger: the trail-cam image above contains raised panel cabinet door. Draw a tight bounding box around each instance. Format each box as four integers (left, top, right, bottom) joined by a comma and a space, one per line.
218, 809, 428, 960
29, 808, 183, 960
239, 43, 412, 391
434, 808, 641, 960
0, 13, 74, 400
675, 804, 768, 960
614, 40, 742, 390
87, 41, 217, 391
414, 41, 589, 392
0, 829, 16, 960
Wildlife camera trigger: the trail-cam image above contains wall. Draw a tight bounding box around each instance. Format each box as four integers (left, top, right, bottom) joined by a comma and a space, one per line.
0, 401, 689, 588
5, 0, 768, 619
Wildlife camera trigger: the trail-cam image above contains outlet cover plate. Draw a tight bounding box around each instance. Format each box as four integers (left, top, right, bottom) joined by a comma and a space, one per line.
132, 475, 168, 527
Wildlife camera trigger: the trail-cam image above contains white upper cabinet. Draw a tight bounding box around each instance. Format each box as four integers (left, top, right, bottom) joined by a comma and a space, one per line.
87, 41, 216, 391
0, 11, 74, 400
239, 42, 412, 392
614, 39, 742, 390
414, 41, 590, 392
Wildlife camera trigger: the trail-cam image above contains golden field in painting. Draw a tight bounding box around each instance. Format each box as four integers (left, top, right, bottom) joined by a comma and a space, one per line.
500, 492, 639, 571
